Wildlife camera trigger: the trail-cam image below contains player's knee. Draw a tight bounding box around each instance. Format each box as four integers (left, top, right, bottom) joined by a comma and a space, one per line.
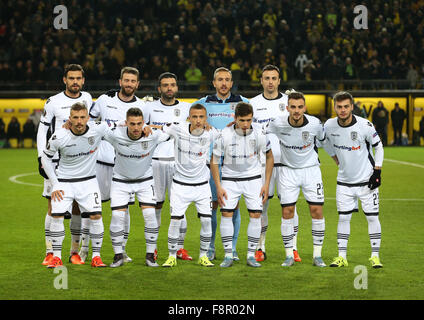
221, 210, 233, 218
310, 206, 323, 219
90, 213, 102, 220
338, 213, 352, 222
249, 211, 261, 219
282, 206, 295, 219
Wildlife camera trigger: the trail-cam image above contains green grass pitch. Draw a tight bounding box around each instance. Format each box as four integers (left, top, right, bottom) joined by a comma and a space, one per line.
0, 147, 423, 300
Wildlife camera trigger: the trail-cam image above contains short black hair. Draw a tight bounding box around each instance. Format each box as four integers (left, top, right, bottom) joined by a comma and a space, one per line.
235, 102, 253, 118
261, 64, 280, 77
64, 64, 84, 78
333, 91, 354, 105
126, 107, 144, 119
158, 72, 177, 85
190, 103, 207, 114
288, 91, 305, 103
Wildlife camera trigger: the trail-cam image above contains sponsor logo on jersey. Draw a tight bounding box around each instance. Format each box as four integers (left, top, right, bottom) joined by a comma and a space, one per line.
333, 144, 361, 151
65, 144, 77, 148
106, 105, 118, 109
153, 109, 164, 113
280, 140, 311, 150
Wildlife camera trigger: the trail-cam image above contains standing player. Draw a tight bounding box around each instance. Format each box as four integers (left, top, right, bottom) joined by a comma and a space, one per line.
160, 104, 219, 268
83, 67, 145, 263
142, 72, 192, 260
211, 102, 274, 268
41, 102, 109, 268
324, 91, 384, 268
103, 108, 168, 268
37, 64, 93, 266
267, 91, 326, 267
193, 67, 250, 261
250, 65, 302, 262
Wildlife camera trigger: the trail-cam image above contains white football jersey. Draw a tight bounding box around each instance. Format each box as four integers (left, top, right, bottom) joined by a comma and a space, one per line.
143, 99, 190, 159
43, 121, 108, 180
37, 91, 93, 158
214, 125, 270, 179
267, 114, 324, 169
250, 92, 288, 164
103, 126, 169, 180
89, 92, 146, 165
324, 115, 382, 184
163, 122, 220, 184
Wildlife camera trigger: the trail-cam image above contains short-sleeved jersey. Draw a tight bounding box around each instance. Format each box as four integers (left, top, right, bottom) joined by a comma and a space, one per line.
143, 99, 190, 159
213, 125, 270, 179
267, 114, 324, 169
103, 126, 169, 180
193, 93, 249, 129
163, 122, 220, 184
43, 121, 108, 180
324, 115, 382, 184
37, 91, 93, 158
88, 92, 145, 165
250, 92, 288, 164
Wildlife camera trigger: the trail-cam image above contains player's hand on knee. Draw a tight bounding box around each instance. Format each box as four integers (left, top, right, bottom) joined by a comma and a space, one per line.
368, 169, 381, 190
52, 190, 64, 202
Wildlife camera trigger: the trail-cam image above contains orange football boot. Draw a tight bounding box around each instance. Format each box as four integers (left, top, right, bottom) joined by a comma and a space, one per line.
91, 256, 107, 267
177, 248, 192, 260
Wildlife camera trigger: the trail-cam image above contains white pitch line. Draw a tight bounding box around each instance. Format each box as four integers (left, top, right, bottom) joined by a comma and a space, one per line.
9, 172, 42, 187
385, 158, 424, 169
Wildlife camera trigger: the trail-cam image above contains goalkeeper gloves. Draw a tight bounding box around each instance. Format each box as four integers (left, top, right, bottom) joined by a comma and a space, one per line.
368, 169, 381, 190
38, 157, 49, 179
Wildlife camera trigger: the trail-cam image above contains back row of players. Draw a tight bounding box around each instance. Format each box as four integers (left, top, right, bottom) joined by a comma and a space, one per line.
38, 64, 384, 269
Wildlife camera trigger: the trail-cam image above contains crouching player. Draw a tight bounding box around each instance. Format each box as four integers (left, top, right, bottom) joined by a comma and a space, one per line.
103, 107, 169, 267
155, 104, 218, 267
211, 102, 273, 268
41, 102, 108, 268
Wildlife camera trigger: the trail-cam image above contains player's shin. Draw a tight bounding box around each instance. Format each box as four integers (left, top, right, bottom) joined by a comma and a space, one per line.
281, 217, 294, 258
220, 216, 234, 258
50, 216, 65, 259
45, 213, 53, 254
80, 216, 90, 255
110, 210, 125, 255
258, 200, 269, 251
247, 216, 261, 258
366, 215, 381, 258
232, 208, 241, 251
143, 207, 158, 253
199, 216, 212, 258
337, 214, 352, 259
168, 217, 181, 257
90, 215, 104, 258
177, 215, 187, 251
312, 218, 325, 258
122, 208, 130, 252
293, 208, 299, 251
70, 214, 81, 254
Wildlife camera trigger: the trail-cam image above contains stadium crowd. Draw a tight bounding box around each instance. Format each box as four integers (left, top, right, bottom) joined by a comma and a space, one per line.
0, 0, 424, 88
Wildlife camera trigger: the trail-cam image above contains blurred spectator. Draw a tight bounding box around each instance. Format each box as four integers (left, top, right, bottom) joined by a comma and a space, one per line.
22, 118, 36, 146
407, 63, 419, 89
372, 101, 389, 146
391, 103, 406, 145
353, 101, 367, 118
0, 117, 6, 148
420, 116, 424, 140
184, 61, 202, 90
7, 116, 21, 145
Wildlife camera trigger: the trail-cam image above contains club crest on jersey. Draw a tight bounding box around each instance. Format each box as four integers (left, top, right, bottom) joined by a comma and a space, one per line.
199, 138, 208, 146
279, 103, 286, 112
174, 108, 180, 117
142, 141, 149, 150
351, 131, 358, 141
249, 139, 256, 148
230, 103, 237, 110
88, 137, 95, 145
302, 131, 309, 141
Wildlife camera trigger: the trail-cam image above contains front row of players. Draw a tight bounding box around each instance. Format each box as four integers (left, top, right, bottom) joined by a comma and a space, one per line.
41, 90, 384, 269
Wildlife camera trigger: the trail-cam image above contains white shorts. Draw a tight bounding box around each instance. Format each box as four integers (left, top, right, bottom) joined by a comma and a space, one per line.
170, 180, 212, 218
110, 177, 156, 210
336, 183, 379, 215
43, 179, 53, 199
220, 175, 263, 213
261, 165, 281, 198
278, 165, 324, 207
51, 177, 102, 216
152, 159, 175, 204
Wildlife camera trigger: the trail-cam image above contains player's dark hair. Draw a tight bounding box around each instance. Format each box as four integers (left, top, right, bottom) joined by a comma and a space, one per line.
158, 72, 177, 85
235, 102, 253, 118
288, 91, 305, 103
126, 107, 143, 119
70, 102, 87, 112
333, 91, 354, 105
190, 103, 207, 114
261, 64, 280, 77
64, 64, 84, 77
213, 67, 232, 80
120, 66, 140, 80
